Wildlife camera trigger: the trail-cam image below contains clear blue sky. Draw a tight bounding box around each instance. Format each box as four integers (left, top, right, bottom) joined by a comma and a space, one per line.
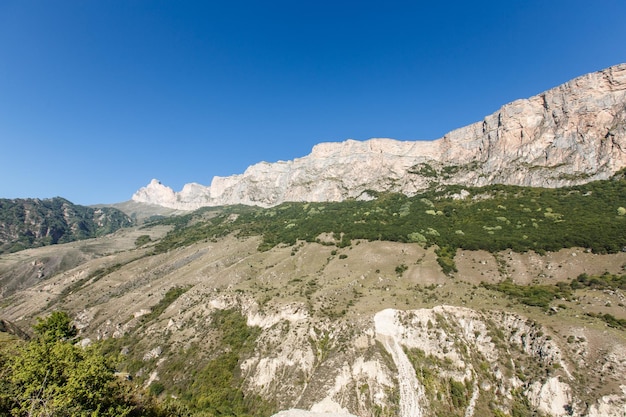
1, 1, 625, 205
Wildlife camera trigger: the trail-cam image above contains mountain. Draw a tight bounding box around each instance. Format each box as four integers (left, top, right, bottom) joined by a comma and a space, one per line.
0, 197, 133, 254
0, 318, 29, 341
1, 205, 625, 416
2, 174, 626, 416
2, 65, 626, 417
133, 63, 626, 210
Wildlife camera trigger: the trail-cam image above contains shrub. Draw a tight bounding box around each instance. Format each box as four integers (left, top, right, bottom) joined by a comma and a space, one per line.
135, 234, 152, 247
395, 264, 408, 276
482, 280, 572, 309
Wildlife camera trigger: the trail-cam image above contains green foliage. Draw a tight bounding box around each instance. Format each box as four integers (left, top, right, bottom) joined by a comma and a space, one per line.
150, 177, 626, 277
149, 381, 165, 397
135, 234, 152, 247
0, 198, 133, 254
0, 335, 20, 413
570, 272, 626, 290
142, 286, 190, 323
404, 347, 471, 417
435, 246, 457, 276
0, 312, 166, 417
33, 311, 77, 343
395, 264, 408, 276
407, 231, 427, 244
482, 280, 572, 309
182, 309, 271, 416
408, 163, 438, 178
211, 308, 261, 354
152, 206, 249, 253
109, 309, 272, 416
10, 342, 129, 416
449, 378, 469, 409
586, 312, 626, 330
510, 388, 533, 417
191, 353, 247, 414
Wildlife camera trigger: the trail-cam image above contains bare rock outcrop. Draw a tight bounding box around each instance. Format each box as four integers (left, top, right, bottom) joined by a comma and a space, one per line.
133, 64, 626, 210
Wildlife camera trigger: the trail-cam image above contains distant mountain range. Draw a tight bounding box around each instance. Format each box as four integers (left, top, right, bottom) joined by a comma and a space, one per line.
133, 63, 626, 210
0, 197, 132, 253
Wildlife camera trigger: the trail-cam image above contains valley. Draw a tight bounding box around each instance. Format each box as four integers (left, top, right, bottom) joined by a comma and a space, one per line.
1, 216, 625, 416
1, 63, 626, 416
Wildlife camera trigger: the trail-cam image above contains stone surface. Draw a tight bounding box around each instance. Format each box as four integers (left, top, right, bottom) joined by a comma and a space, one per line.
133, 64, 626, 210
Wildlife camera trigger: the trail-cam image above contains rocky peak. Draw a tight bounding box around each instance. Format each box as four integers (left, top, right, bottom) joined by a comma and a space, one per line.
133, 63, 626, 210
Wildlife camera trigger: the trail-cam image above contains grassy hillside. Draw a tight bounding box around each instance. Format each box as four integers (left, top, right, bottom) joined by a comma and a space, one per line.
151, 171, 626, 267
2, 174, 626, 416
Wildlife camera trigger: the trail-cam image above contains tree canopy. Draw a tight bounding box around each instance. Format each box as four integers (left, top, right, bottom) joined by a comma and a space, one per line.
0, 312, 163, 417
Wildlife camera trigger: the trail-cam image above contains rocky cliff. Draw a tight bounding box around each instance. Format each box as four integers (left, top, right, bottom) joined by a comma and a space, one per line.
133, 64, 626, 209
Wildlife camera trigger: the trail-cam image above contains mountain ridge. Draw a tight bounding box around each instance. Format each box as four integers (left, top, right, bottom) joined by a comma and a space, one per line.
3, 230, 626, 416
133, 63, 626, 210
0, 197, 133, 254
2, 64, 626, 417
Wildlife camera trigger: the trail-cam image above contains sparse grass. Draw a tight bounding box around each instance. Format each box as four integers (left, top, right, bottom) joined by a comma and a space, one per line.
570, 272, 626, 290
586, 312, 626, 330
395, 264, 408, 276
4, 175, 626, 416
135, 234, 152, 247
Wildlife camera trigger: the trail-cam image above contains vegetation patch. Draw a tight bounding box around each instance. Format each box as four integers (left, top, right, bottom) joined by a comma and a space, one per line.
149, 174, 626, 277
408, 162, 438, 178
141, 286, 191, 323
586, 312, 626, 330
181, 308, 272, 416
404, 347, 471, 417
570, 272, 626, 290
435, 245, 457, 276
134, 234, 152, 247
482, 280, 573, 309
0, 197, 132, 253
0, 312, 165, 416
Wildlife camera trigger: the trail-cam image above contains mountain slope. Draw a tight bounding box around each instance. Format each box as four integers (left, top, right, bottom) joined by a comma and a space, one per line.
0, 197, 133, 254
2, 231, 625, 416
133, 63, 626, 209
2, 178, 626, 416
3, 65, 626, 417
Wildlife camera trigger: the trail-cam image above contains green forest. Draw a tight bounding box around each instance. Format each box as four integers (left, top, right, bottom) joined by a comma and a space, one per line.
152, 171, 626, 271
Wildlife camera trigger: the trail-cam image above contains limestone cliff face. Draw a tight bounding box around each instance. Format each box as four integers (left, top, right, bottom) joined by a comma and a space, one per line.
133, 64, 626, 210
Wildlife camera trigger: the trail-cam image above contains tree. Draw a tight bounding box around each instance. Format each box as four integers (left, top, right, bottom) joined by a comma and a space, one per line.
4, 312, 147, 417
33, 311, 77, 343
